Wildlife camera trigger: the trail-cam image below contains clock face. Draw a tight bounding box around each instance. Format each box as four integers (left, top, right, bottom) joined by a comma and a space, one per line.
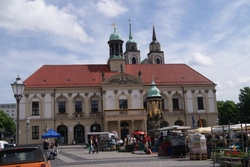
154, 45, 159, 50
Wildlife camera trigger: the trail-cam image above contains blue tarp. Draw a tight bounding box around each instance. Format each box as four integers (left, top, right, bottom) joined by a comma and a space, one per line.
42, 129, 61, 139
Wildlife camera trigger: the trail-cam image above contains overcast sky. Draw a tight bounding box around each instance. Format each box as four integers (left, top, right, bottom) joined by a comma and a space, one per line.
0, 0, 249, 104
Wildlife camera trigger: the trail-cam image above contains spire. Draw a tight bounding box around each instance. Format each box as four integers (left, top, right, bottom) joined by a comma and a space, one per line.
129, 22, 133, 40
152, 25, 157, 42
151, 74, 155, 85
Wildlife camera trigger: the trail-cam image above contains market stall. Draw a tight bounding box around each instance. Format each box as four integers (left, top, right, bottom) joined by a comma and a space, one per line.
157, 126, 191, 157
209, 124, 250, 167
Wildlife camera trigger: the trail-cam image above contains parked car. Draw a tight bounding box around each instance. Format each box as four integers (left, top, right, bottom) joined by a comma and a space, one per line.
0, 144, 55, 167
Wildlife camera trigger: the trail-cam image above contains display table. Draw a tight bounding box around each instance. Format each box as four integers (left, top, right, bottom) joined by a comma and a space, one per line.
218, 156, 242, 166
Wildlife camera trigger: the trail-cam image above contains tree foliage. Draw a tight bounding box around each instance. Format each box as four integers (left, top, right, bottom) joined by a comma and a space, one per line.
217, 100, 238, 125
0, 110, 16, 136
238, 87, 250, 122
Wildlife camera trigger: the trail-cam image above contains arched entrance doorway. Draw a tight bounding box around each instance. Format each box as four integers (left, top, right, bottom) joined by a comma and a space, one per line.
57, 125, 68, 145
160, 121, 169, 128
90, 123, 101, 132
120, 121, 129, 141
197, 119, 206, 127
174, 120, 184, 126
74, 124, 85, 144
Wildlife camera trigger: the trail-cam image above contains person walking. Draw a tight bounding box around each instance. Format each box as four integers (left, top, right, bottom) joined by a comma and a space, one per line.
93, 136, 99, 154
43, 140, 50, 150
88, 136, 94, 154
54, 139, 58, 154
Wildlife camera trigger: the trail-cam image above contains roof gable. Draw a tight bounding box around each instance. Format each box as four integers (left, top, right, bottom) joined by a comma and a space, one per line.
102, 73, 143, 85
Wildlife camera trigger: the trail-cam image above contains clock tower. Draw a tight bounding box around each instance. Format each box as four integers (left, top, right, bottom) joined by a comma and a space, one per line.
147, 25, 165, 64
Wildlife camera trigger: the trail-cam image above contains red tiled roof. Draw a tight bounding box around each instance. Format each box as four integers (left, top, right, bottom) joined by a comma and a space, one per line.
24, 64, 215, 88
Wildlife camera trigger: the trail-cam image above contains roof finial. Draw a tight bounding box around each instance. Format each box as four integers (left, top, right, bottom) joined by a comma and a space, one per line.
151, 68, 155, 84
111, 23, 116, 32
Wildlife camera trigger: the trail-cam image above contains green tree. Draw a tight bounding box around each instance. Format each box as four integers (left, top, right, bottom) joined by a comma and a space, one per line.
0, 110, 16, 136
217, 100, 239, 125
238, 87, 250, 123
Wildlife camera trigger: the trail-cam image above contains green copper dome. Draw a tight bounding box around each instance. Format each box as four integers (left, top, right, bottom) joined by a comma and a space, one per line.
109, 27, 122, 41
147, 80, 161, 98
109, 32, 122, 40
126, 39, 136, 43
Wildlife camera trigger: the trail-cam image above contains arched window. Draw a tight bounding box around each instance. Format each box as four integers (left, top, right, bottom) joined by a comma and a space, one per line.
156, 58, 161, 64
91, 123, 101, 132
160, 121, 169, 128
174, 120, 184, 126
132, 57, 137, 64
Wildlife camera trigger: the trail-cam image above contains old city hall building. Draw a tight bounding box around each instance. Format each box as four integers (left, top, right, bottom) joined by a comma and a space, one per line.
18, 24, 218, 145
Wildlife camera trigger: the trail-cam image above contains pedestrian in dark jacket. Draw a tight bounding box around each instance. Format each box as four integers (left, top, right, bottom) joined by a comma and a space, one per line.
43, 140, 49, 150
93, 136, 99, 154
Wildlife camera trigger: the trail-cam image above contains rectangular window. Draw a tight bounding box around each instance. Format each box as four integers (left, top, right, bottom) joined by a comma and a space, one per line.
75, 101, 82, 113
197, 97, 204, 110
143, 99, 147, 109
32, 126, 39, 139
32, 102, 39, 115
119, 100, 128, 109
161, 99, 165, 111
58, 101, 66, 113
91, 100, 98, 112
173, 98, 179, 110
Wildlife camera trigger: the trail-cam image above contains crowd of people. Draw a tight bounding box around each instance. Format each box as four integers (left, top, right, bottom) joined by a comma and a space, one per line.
128, 134, 153, 154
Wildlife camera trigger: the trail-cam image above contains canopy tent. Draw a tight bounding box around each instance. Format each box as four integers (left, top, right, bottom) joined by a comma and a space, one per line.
157, 125, 192, 131
42, 129, 61, 139
186, 124, 250, 134
191, 127, 212, 133
131, 130, 146, 136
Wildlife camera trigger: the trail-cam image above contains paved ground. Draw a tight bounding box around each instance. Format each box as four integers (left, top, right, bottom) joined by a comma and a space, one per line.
50, 145, 219, 167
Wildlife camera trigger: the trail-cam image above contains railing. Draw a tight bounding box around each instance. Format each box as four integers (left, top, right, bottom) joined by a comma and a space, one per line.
54, 109, 183, 118
104, 109, 146, 116
55, 111, 103, 119
162, 109, 184, 115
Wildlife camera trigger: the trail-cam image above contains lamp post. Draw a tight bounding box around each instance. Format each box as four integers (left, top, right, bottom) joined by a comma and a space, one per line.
11, 75, 25, 146
25, 116, 30, 144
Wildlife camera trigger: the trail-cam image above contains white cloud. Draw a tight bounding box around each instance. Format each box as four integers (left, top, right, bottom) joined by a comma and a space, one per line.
188, 52, 213, 66
0, 0, 93, 43
237, 77, 250, 84
226, 81, 235, 86
96, 0, 128, 18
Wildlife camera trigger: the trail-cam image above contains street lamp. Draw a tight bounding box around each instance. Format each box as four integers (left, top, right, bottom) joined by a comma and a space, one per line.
11, 75, 25, 146
25, 116, 30, 144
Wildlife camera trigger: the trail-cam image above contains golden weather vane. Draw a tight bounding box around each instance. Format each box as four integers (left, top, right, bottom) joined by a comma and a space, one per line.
110, 22, 116, 32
